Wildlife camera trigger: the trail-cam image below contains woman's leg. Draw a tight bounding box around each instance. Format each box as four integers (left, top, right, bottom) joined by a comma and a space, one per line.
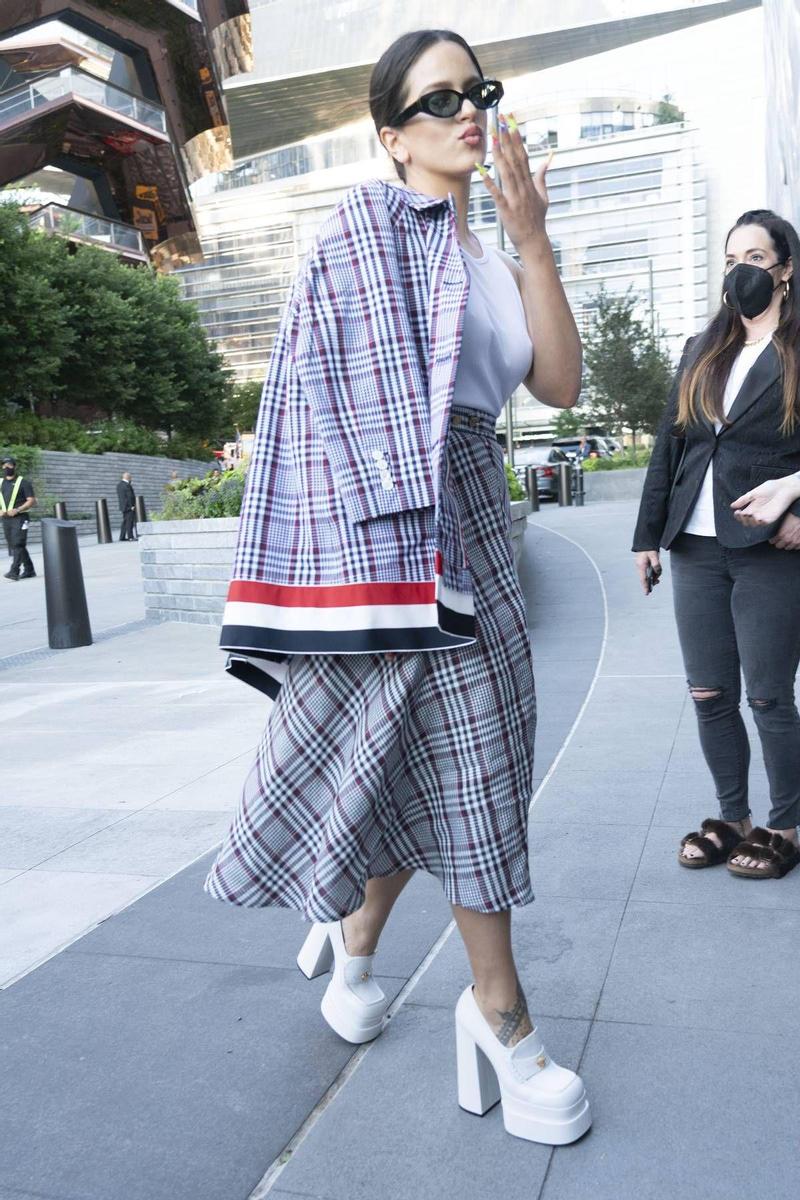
341, 869, 416, 955
451, 904, 532, 1046
729, 542, 800, 853
670, 535, 753, 859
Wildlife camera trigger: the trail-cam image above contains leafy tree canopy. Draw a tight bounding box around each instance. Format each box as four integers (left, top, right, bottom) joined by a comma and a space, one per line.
0, 202, 231, 445
582, 285, 674, 448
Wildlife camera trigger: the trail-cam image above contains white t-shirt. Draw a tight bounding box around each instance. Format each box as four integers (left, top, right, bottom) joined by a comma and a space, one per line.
682, 338, 772, 537
451, 236, 533, 419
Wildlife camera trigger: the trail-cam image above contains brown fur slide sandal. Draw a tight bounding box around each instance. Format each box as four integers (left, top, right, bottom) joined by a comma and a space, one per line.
727, 827, 800, 879
678, 818, 744, 869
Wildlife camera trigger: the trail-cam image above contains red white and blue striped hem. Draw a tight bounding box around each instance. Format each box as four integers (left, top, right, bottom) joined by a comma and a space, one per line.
219, 574, 475, 698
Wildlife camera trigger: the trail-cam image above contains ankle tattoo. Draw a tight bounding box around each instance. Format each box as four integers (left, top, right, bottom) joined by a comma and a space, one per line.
494, 981, 532, 1047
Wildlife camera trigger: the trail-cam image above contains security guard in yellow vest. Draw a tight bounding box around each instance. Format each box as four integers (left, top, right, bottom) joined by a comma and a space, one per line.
1, 455, 36, 581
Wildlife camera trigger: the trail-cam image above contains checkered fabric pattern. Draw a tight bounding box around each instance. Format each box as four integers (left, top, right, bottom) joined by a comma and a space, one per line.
205, 410, 536, 916
221, 180, 479, 694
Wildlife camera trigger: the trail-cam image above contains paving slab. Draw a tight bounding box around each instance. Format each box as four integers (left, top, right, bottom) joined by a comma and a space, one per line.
540, 1021, 800, 1200
37, 809, 233, 877
0, 807, 123, 871
0, 952, 403, 1200
68, 853, 452, 979
0, 869, 154, 986
597, 899, 800, 1032
530, 769, 658, 826
1, 516, 603, 1200
9, 499, 794, 1200
0, 540, 145, 660
271, 1004, 590, 1200
408, 897, 626, 1022
630, 823, 800, 909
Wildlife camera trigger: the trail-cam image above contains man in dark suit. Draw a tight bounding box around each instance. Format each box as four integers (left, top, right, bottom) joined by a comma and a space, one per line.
117, 472, 136, 542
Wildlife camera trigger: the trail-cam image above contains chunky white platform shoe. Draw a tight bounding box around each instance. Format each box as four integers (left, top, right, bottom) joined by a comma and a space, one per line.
296, 920, 389, 1044
455, 984, 592, 1145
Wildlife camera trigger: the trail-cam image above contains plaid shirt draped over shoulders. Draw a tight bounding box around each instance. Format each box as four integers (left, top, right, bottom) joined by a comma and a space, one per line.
222, 178, 480, 697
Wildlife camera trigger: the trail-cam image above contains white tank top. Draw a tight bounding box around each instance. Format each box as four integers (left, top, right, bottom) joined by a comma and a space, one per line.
452, 236, 534, 419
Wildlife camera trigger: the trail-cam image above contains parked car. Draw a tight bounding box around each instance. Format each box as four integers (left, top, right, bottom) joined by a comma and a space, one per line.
551, 435, 613, 460
511, 445, 571, 500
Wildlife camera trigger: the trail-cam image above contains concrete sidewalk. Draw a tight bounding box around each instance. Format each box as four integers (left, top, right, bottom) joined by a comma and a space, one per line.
1, 538, 147, 660
2, 501, 799, 1200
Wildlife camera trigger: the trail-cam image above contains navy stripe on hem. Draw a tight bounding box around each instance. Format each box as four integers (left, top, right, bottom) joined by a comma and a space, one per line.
219, 622, 475, 656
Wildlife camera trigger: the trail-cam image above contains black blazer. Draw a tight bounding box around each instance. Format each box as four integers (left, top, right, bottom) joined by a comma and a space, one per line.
117, 480, 135, 513
633, 337, 800, 551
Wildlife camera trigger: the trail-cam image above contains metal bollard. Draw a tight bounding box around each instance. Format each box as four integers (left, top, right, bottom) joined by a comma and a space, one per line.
134, 494, 147, 525
41, 519, 93, 649
524, 465, 540, 512
557, 461, 574, 507
54, 501, 69, 520
573, 459, 585, 507
95, 497, 112, 544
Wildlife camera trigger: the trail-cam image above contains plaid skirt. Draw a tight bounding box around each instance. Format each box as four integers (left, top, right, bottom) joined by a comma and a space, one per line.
204, 406, 536, 917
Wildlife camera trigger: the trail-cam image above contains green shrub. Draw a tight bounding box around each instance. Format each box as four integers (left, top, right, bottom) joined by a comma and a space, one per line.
0, 412, 211, 460
505, 462, 526, 500
156, 465, 246, 520
582, 449, 652, 471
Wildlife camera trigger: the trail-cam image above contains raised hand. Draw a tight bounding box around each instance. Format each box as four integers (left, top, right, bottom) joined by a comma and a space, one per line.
475, 112, 552, 253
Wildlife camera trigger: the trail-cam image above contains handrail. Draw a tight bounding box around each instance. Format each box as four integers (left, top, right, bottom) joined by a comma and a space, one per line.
28, 203, 148, 258
0, 65, 167, 134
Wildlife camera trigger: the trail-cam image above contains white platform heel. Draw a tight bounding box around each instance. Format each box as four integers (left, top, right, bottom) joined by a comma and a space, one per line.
297, 920, 388, 1044
455, 984, 592, 1146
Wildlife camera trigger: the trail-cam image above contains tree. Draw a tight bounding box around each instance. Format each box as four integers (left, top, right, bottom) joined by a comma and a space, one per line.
0, 204, 74, 412
0, 201, 231, 444
551, 407, 587, 438
582, 286, 674, 450
654, 95, 685, 125
223, 380, 263, 437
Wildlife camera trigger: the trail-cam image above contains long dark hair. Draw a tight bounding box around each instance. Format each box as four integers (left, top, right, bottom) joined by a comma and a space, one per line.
369, 30, 485, 182
677, 209, 800, 434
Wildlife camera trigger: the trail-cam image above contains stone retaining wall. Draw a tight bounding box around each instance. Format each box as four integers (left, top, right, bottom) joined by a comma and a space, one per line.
140, 500, 532, 627
583, 466, 647, 501
30, 449, 212, 521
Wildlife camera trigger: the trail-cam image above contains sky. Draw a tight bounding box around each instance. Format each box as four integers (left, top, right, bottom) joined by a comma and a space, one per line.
501, 7, 764, 166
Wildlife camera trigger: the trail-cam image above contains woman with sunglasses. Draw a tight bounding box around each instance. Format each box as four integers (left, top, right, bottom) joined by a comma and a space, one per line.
633, 209, 800, 878
206, 29, 590, 1145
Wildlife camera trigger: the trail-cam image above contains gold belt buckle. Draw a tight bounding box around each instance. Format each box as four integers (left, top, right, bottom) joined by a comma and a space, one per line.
453, 411, 481, 429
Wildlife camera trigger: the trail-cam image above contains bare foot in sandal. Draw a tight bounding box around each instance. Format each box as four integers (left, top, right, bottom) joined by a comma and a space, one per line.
680, 817, 752, 866
730, 825, 799, 872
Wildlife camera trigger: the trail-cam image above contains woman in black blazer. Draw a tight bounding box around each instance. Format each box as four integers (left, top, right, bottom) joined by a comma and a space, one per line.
633, 209, 800, 879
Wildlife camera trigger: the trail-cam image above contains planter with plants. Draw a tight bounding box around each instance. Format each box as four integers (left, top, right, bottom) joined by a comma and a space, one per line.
140, 463, 532, 626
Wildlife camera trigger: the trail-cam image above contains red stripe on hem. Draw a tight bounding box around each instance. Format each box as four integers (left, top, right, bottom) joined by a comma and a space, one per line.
228, 578, 436, 609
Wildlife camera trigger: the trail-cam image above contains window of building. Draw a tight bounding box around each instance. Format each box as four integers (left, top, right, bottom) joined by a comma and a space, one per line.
1, 165, 104, 214
0, 19, 147, 97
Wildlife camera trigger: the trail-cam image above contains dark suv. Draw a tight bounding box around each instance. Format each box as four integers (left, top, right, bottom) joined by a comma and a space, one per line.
511, 445, 571, 500
551, 436, 613, 459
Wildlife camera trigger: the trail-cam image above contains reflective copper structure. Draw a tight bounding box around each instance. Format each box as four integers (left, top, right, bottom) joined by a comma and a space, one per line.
0, 2, 252, 269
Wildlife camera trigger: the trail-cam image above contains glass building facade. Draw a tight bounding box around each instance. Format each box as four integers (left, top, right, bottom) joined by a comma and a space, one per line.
182, 99, 705, 441
763, 0, 800, 232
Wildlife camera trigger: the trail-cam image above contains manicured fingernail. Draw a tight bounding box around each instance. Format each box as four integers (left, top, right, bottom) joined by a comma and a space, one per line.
474, 162, 488, 175
546, 149, 555, 166
491, 132, 499, 145
507, 115, 518, 132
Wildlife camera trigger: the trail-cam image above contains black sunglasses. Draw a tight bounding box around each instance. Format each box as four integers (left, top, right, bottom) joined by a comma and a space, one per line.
391, 79, 504, 126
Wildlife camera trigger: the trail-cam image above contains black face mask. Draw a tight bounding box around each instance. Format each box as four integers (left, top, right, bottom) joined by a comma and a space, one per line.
724, 262, 783, 319
3, 468, 14, 478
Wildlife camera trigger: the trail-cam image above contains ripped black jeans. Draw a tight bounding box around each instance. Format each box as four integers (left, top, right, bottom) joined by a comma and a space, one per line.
670, 533, 800, 830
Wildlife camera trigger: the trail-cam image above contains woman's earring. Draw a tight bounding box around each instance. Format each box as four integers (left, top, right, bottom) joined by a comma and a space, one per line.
722, 291, 734, 310
783, 280, 791, 302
